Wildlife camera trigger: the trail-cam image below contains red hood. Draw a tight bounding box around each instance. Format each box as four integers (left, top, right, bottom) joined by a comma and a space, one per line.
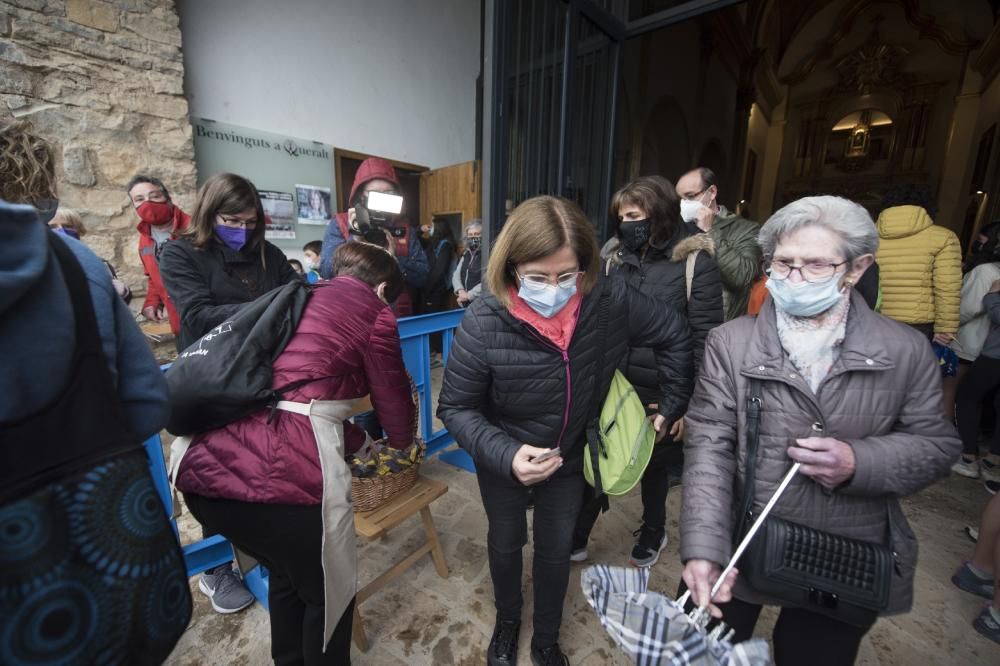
349, 157, 401, 204
135, 204, 190, 237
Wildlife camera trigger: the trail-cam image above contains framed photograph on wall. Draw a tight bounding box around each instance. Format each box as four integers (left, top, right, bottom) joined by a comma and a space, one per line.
296, 185, 332, 224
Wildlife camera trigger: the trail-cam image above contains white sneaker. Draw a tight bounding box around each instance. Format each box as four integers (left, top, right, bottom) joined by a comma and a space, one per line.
569, 547, 588, 562
981, 459, 1000, 482
952, 458, 980, 478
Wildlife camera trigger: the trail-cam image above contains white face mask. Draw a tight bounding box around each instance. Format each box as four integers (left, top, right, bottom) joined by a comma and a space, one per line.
680, 198, 705, 223
303, 259, 317, 272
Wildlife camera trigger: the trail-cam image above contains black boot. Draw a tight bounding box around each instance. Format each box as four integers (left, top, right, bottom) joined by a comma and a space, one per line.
488, 616, 521, 665
531, 642, 568, 666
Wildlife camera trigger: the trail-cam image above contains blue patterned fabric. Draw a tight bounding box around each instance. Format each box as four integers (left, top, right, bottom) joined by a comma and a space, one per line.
0, 452, 190, 665
932, 341, 959, 377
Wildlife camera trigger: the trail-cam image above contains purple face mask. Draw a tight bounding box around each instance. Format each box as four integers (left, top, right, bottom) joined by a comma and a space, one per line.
52, 226, 80, 240
215, 224, 247, 251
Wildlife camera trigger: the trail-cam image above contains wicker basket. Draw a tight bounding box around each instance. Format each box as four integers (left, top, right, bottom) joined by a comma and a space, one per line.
352, 462, 420, 512
350, 375, 423, 512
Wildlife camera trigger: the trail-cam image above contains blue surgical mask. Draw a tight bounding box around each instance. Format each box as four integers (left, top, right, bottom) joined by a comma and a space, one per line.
517, 279, 577, 318
765, 273, 846, 317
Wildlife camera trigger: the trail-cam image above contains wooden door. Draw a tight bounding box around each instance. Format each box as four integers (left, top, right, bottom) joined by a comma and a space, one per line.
419, 160, 482, 244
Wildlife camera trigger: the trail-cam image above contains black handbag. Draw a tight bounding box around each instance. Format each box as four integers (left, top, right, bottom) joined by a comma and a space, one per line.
734, 380, 893, 627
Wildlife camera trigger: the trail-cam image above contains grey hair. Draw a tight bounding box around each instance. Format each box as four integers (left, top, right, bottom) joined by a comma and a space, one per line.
464, 219, 482, 236
758, 196, 879, 261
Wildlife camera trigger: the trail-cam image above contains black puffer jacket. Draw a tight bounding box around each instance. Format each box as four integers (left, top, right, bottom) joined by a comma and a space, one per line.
437, 274, 693, 485
608, 231, 723, 402
160, 237, 300, 349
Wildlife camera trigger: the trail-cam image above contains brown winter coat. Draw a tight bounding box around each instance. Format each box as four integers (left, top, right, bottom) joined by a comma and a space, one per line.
680, 291, 960, 615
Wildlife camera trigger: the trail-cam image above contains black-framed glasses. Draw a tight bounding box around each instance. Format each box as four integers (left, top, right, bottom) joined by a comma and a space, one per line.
516, 270, 583, 290
217, 214, 258, 229
766, 259, 848, 283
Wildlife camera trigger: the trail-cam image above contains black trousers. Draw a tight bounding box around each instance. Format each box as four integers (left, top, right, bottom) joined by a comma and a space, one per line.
184, 493, 355, 665
956, 354, 1000, 457
718, 596, 875, 666
907, 322, 934, 341
477, 470, 585, 648
572, 439, 682, 548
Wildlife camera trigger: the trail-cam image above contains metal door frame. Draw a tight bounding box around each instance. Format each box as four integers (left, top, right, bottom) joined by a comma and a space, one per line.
481, 0, 743, 250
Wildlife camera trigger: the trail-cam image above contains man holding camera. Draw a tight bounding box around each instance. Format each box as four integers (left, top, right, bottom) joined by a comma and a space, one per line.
319, 157, 429, 315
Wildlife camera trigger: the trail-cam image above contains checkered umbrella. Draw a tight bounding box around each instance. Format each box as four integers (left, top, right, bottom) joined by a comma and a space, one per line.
581, 565, 770, 666
581, 463, 804, 665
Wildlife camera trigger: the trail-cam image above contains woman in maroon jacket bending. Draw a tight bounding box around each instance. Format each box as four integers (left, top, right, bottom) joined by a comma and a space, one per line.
176, 242, 415, 665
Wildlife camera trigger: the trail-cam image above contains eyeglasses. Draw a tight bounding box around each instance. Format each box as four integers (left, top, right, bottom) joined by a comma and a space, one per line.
217, 214, 258, 229
681, 187, 709, 202
766, 259, 848, 283
131, 190, 168, 205
517, 270, 583, 290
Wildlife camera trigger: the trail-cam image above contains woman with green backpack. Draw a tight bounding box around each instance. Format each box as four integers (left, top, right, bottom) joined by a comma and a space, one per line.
438, 196, 692, 666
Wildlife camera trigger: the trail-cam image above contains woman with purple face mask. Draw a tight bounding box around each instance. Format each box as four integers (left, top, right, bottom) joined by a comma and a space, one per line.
160, 173, 301, 351
159, 173, 302, 615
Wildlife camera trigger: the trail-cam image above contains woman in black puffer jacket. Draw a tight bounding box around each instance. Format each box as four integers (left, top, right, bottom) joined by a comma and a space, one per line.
160, 173, 300, 351
572, 175, 724, 569
438, 196, 692, 666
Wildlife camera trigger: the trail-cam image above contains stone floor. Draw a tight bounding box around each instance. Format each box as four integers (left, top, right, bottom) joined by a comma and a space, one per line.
163, 450, 1000, 665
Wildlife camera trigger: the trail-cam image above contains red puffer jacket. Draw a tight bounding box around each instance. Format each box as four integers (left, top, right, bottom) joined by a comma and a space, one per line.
175, 275, 415, 505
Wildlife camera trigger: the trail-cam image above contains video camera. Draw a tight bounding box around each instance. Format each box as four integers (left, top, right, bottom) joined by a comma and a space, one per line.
353, 191, 406, 246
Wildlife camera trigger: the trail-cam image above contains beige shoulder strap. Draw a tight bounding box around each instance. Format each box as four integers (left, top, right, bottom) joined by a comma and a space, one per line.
685, 250, 699, 301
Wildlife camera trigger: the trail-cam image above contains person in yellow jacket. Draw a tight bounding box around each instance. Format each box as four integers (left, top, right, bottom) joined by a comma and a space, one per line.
875, 185, 961, 345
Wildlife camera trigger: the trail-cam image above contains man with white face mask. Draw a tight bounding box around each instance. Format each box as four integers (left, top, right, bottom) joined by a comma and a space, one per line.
676, 167, 761, 320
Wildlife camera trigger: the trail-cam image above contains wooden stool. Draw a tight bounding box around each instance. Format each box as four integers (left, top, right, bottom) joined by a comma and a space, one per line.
352, 476, 449, 651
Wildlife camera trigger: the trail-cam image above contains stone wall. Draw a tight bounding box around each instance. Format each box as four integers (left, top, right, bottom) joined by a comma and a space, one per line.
0, 0, 196, 299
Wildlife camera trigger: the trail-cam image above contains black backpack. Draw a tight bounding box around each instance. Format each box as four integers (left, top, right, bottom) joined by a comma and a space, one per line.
165, 280, 311, 435
0, 233, 191, 664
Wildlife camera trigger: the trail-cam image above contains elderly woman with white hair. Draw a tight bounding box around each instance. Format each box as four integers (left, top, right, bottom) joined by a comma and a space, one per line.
453, 219, 484, 306
679, 196, 960, 665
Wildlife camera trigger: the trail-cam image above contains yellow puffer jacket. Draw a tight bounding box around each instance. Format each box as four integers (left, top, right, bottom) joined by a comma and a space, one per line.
876, 205, 961, 333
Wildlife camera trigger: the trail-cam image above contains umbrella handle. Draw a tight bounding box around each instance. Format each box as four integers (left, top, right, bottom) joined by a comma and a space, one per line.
678, 462, 801, 610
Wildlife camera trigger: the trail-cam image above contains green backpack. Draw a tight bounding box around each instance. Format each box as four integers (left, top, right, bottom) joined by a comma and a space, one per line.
583, 285, 656, 499
584, 369, 655, 495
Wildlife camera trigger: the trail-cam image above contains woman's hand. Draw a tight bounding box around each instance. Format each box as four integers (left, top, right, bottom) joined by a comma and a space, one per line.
787, 437, 856, 489
652, 414, 669, 443
682, 559, 737, 619
511, 444, 562, 485
990, 279, 1000, 294
669, 417, 684, 442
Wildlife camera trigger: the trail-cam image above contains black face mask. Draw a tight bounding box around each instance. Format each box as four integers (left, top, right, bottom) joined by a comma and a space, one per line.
467, 237, 481, 251
619, 218, 652, 252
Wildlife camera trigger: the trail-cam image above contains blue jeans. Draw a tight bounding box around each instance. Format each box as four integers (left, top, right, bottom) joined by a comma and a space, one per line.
476, 470, 585, 648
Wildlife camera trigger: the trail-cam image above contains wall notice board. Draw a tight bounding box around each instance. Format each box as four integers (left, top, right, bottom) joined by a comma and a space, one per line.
191, 117, 334, 260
